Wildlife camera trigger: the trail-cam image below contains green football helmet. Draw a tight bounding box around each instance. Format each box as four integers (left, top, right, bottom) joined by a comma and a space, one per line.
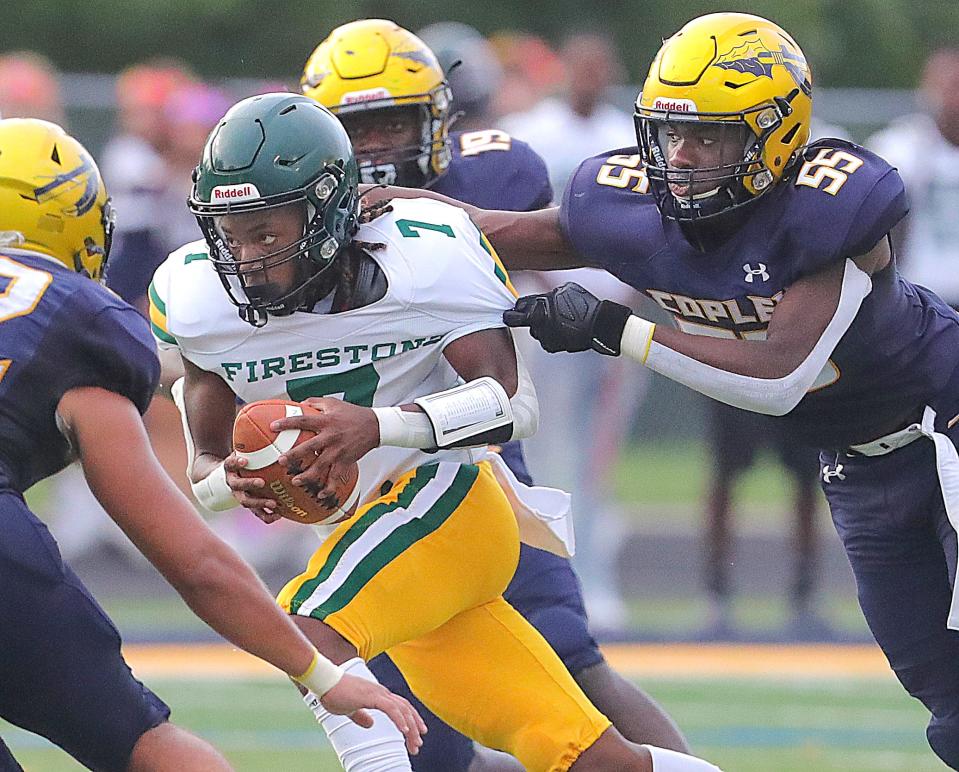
189, 92, 359, 326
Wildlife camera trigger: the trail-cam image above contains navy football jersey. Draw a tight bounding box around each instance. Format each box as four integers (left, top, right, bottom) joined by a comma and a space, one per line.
0, 249, 160, 492
433, 129, 552, 211
560, 140, 959, 449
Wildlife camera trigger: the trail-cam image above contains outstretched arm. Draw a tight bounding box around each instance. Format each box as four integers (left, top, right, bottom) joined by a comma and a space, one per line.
362, 184, 584, 270
506, 239, 890, 416
56, 385, 426, 749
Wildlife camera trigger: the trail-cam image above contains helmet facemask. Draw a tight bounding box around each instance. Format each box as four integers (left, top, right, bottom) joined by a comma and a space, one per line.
636, 101, 792, 222
334, 86, 452, 188
192, 166, 358, 327
77, 196, 116, 280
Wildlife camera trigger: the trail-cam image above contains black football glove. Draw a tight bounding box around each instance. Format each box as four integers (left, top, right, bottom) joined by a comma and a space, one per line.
503, 282, 632, 356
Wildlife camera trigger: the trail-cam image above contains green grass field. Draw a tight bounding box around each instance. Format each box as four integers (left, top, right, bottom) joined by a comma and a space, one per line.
612, 441, 827, 532
2, 672, 945, 771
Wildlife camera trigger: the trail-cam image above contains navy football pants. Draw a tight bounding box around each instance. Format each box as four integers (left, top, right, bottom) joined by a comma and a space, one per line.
824, 431, 959, 770
368, 442, 604, 771
0, 491, 170, 771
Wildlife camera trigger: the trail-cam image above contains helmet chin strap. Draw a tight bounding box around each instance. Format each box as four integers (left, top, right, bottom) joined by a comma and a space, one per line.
239, 304, 268, 328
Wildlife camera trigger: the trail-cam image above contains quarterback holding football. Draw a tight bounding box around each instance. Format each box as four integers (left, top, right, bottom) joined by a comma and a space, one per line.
149, 93, 722, 771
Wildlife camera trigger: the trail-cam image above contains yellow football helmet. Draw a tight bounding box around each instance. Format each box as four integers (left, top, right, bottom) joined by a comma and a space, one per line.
635, 13, 812, 221
0, 118, 113, 278
301, 19, 452, 187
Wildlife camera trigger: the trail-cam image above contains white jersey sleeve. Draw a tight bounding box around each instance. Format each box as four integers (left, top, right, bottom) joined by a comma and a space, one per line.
147, 245, 181, 351
364, 198, 519, 350
147, 238, 254, 363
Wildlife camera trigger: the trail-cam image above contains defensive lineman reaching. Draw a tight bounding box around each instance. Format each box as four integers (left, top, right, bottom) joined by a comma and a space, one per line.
150, 92, 722, 770
301, 19, 687, 771
375, 12, 959, 769
0, 118, 423, 771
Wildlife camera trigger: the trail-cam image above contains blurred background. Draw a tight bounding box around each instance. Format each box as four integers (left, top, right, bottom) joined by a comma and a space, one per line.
5, 0, 959, 769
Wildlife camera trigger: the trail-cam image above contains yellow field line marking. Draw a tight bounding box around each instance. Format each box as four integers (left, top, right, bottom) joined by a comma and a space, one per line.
122, 643, 893, 680
600, 643, 891, 678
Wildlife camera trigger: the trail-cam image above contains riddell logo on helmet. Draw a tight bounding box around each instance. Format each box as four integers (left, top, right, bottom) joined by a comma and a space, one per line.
652, 97, 699, 113
211, 183, 261, 201
341, 88, 393, 105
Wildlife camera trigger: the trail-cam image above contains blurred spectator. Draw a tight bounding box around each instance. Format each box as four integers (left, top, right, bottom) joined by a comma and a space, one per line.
699, 118, 846, 641
497, 33, 644, 631
155, 82, 233, 258
101, 59, 194, 310
867, 47, 959, 307
416, 21, 504, 130
104, 78, 232, 496
500, 32, 634, 197
0, 51, 65, 124
700, 404, 824, 640
488, 31, 564, 118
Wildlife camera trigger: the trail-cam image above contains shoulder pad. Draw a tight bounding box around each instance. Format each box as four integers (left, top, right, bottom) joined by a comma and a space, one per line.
148, 239, 247, 353
361, 198, 517, 320
65, 285, 160, 414
559, 148, 664, 273
439, 130, 552, 211
783, 140, 907, 268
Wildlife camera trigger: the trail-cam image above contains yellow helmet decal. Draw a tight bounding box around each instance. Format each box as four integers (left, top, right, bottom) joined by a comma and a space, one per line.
0, 118, 113, 278
712, 32, 809, 89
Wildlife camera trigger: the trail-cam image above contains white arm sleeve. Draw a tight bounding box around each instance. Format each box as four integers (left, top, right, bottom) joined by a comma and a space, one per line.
508, 345, 539, 440
374, 349, 538, 448
625, 258, 872, 416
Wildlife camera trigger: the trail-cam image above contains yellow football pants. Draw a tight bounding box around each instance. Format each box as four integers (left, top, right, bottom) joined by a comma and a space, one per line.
278, 461, 611, 771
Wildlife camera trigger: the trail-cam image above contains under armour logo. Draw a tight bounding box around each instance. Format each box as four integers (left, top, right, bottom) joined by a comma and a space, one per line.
821, 464, 846, 483
743, 263, 770, 283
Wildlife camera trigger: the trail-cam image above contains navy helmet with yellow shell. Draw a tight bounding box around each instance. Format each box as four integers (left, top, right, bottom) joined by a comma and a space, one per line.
0, 118, 114, 279
635, 13, 813, 222
188, 93, 359, 327
301, 19, 453, 188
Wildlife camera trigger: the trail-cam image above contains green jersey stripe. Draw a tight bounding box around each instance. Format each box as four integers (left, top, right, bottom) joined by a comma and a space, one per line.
310, 464, 480, 619
148, 281, 166, 315
150, 320, 177, 345
289, 464, 442, 611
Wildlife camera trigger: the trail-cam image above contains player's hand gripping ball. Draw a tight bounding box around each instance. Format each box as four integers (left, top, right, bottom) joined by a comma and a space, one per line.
233, 400, 360, 524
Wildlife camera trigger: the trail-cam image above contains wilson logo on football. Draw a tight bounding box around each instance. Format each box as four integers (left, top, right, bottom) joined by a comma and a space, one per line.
651, 97, 699, 114
341, 88, 393, 105
211, 183, 261, 201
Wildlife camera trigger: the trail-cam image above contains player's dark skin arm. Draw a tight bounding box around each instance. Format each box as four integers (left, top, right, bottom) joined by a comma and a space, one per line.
648, 239, 889, 378
274, 327, 522, 496
362, 185, 584, 270
485, 202, 890, 379
369, 188, 891, 379
180, 356, 284, 519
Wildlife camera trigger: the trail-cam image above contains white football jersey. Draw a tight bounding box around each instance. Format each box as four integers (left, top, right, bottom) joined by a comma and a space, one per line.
150, 198, 519, 509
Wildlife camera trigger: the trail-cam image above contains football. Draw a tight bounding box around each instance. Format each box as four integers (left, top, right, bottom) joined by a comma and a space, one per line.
232, 399, 360, 525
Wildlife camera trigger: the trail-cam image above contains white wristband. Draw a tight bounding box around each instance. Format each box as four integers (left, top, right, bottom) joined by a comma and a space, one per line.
373, 406, 435, 448
295, 648, 345, 697
619, 315, 656, 364
191, 463, 237, 512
